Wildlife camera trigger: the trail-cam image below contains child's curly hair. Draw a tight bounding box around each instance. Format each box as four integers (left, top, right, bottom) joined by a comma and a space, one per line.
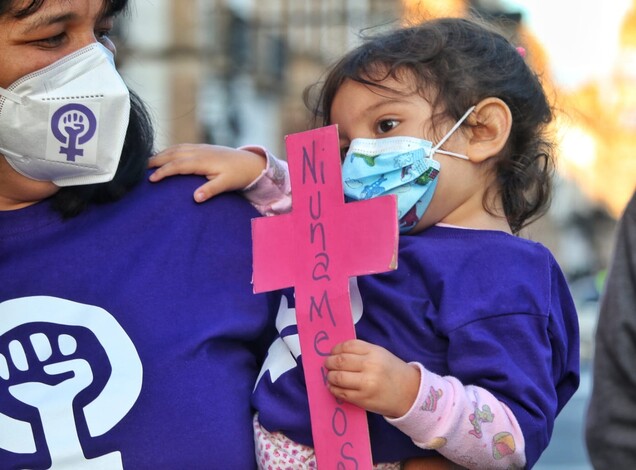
306, 17, 555, 234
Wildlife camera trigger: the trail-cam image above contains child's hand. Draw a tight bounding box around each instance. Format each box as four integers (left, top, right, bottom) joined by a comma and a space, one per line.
324, 339, 420, 419
148, 144, 267, 202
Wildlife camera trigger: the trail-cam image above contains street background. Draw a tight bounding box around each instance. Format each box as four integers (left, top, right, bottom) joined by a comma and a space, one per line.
115, 1, 636, 468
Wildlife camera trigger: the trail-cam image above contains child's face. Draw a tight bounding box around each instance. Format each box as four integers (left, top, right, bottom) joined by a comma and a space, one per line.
331, 76, 436, 158
330, 75, 481, 233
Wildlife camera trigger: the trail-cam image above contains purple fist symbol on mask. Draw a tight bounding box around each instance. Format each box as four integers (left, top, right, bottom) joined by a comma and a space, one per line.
51, 103, 97, 162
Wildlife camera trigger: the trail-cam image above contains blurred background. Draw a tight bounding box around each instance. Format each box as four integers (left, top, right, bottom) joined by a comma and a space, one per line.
114, 1, 636, 468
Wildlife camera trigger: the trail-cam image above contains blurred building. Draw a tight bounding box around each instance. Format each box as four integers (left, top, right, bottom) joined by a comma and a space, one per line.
117, 0, 403, 152
118, 1, 524, 152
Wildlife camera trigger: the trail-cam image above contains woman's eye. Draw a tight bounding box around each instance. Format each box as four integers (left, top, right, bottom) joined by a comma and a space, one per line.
96, 29, 112, 42
96, 16, 115, 44
377, 119, 399, 134
34, 33, 66, 48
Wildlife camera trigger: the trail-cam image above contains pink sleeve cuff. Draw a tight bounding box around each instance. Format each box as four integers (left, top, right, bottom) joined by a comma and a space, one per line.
239, 145, 292, 216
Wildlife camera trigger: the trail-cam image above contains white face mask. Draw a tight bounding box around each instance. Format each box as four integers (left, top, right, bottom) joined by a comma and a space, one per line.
0, 43, 130, 187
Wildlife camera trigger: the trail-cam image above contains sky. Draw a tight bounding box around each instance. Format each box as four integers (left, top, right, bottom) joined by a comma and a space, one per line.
501, 0, 632, 89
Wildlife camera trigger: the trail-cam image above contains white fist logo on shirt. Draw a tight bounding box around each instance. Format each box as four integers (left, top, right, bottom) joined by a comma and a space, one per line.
0, 296, 143, 469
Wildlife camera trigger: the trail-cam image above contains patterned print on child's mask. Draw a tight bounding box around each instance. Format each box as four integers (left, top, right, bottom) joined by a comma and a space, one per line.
341, 107, 475, 232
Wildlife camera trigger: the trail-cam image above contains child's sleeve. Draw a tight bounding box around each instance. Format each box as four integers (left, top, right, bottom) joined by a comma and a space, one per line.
386, 363, 526, 469
239, 145, 292, 216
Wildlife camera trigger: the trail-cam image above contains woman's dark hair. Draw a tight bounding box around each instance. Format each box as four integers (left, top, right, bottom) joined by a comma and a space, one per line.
0, 0, 129, 17
307, 17, 555, 234
1, 0, 156, 218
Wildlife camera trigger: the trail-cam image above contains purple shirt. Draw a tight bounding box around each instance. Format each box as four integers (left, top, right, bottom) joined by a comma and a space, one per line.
0, 175, 277, 469
253, 225, 580, 466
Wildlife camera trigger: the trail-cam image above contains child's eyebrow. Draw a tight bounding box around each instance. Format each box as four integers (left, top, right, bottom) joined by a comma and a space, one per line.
353, 97, 409, 119
366, 98, 404, 111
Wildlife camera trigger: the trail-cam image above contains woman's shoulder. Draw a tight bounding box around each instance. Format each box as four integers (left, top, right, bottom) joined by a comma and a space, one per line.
119, 172, 260, 221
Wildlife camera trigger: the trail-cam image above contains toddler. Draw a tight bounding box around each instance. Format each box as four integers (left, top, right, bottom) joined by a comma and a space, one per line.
150, 17, 579, 469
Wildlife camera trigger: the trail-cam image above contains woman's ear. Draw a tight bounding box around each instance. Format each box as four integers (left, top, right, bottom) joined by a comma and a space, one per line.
465, 97, 512, 163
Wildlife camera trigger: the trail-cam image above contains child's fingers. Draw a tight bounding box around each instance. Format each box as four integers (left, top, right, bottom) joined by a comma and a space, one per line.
324, 352, 364, 372
149, 157, 217, 182
149, 143, 215, 168
148, 145, 193, 168
147, 154, 184, 172
192, 172, 255, 203
148, 152, 173, 168
148, 162, 178, 182
327, 383, 359, 406
329, 339, 370, 356
192, 177, 236, 203
148, 155, 170, 169
326, 369, 361, 391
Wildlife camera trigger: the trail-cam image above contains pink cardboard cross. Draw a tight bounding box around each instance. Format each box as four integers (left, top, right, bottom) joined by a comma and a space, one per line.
252, 125, 398, 469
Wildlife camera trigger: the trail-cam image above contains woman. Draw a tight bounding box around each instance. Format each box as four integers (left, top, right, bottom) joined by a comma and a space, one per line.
0, 1, 276, 468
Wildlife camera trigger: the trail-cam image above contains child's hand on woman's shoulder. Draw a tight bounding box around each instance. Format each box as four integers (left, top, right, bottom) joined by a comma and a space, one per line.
148, 144, 266, 202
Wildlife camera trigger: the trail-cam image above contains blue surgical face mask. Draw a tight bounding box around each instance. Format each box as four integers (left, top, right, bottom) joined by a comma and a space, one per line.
341, 107, 475, 233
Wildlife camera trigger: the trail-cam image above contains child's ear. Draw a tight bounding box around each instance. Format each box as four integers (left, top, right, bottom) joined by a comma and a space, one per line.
465, 97, 512, 163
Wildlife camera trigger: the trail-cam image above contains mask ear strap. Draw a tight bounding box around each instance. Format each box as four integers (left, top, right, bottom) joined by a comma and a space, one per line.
434, 148, 470, 160
431, 106, 476, 160
0, 88, 23, 104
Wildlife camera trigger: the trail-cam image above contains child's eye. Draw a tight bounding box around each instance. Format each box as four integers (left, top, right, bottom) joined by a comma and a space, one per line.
376, 119, 399, 134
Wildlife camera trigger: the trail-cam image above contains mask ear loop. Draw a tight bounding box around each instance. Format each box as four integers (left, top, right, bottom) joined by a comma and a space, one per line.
431, 106, 476, 160
0, 88, 23, 104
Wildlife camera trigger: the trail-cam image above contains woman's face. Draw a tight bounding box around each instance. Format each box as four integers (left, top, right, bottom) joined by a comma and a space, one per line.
0, 0, 117, 209
0, 0, 116, 88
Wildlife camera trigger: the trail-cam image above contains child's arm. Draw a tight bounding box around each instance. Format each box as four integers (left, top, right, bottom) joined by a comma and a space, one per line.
325, 339, 526, 469
148, 144, 291, 215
